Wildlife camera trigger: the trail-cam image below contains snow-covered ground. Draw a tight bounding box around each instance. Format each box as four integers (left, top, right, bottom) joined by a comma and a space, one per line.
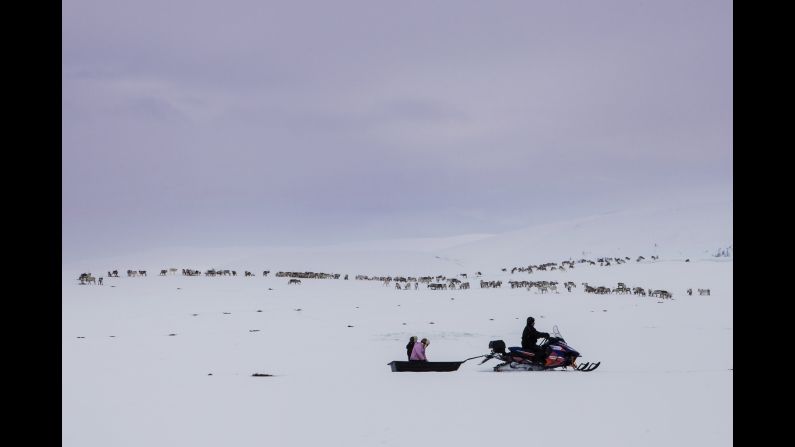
63, 200, 732, 447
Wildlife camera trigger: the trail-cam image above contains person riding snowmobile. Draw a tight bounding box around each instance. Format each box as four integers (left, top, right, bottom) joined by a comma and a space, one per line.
521, 317, 550, 363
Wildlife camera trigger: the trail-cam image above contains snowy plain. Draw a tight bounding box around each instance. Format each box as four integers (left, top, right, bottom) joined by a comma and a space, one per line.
62, 198, 732, 447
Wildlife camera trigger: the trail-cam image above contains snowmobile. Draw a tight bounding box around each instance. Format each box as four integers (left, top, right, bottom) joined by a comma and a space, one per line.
480, 326, 600, 372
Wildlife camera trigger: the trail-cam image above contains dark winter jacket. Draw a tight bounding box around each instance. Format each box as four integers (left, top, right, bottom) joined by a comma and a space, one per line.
521, 325, 550, 349
406, 340, 416, 360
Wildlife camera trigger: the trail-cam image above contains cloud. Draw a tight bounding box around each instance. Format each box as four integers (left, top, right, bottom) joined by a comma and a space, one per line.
62, 0, 732, 258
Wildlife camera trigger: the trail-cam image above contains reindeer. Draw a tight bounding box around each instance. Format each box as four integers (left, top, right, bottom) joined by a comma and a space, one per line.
614, 283, 631, 294
288, 279, 302, 285
698, 288, 711, 296
160, 269, 168, 276
79, 274, 96, 285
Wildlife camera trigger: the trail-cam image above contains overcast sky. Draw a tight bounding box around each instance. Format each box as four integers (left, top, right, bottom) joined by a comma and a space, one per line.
62, 0, 732, 261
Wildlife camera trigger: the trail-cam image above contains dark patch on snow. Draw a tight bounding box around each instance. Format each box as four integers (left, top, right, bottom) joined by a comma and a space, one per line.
168, 333, 177, 336
252, 373, 273, 377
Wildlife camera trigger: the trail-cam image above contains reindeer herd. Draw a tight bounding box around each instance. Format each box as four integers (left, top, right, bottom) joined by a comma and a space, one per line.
580, 282, 674, 299
502, 255, 661, 276
75, 254, 713, 299
79, 268, 342, 285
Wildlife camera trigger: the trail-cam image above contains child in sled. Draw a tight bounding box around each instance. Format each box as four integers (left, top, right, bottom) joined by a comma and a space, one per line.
410, 338, 430, 361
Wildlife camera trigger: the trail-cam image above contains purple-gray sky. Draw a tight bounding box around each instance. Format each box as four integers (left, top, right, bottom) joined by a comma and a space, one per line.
63, 0, 732, 261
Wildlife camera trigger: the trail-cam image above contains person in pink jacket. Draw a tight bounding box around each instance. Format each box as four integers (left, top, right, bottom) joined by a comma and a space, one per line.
410, 338, 430, 361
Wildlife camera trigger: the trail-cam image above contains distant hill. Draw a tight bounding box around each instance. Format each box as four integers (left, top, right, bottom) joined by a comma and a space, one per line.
63, 197, 731, 277
438, 197, 732, 268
